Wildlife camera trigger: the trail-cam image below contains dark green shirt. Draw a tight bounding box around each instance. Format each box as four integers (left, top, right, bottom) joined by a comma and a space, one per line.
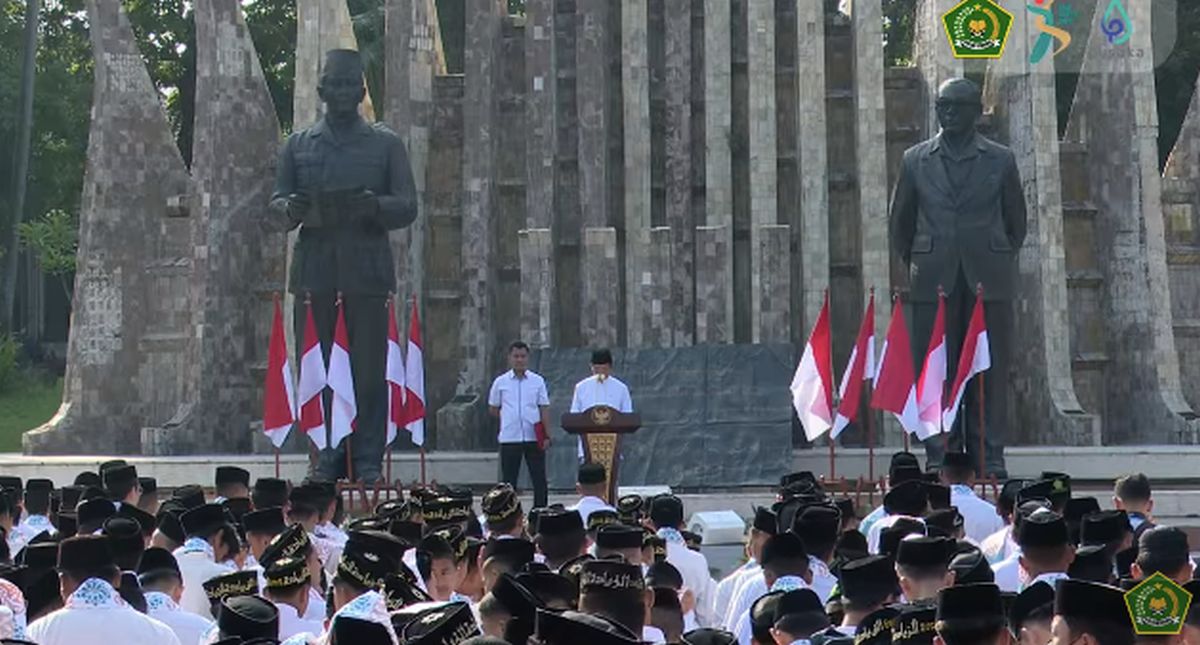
270, 116, 418, 295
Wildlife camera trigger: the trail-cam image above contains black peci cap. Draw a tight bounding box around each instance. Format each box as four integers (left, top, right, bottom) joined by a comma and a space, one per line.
883, 481, 927, 517
577, 463, 607, 486
180, 503, 227, 538
1079, 510, 1130, 546
1010, 581, 1055, 632
949, 548, 995, 585
57, 535, 114, 571
217, 594, 278, 640
1017, 511, 1069, 550
936, 583, 1004, 632
1053, 579, 1132, 630
203, 569, 259, 602
136, 546, 180, 579
535, 509, 584, 537
215, 467, 250, 488
402, 601, 481, 645
242, 507, 286, 536
1068, 544, 1114, 583
855, 606, 900, 645
840, 555, 898, 601
892, 602, 938, 645
595, 524, 643, 550
895, 536, 954, 570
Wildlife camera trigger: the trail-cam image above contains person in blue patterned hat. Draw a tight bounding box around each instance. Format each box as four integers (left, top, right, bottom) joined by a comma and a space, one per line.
175, 503, 237, 618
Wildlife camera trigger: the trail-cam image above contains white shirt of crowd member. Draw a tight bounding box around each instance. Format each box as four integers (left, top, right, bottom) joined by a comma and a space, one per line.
488, 345, 552, 444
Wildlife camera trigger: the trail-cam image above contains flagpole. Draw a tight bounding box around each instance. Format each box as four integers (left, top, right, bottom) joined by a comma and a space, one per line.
275, 448, 280, 479
420, 447, 427, 485
865, 383, 875, 482
827, 289, 836, 481
978, 373, 986, 481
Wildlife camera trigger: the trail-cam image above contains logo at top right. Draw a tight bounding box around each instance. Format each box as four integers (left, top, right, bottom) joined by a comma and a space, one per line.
1100, 0, 1132, 46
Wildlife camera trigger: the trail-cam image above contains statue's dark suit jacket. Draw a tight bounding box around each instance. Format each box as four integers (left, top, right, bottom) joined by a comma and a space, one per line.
889, 133, 1027, 302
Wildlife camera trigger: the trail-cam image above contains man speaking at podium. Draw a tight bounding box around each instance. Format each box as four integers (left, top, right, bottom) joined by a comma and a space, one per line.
569, 349, 635, 461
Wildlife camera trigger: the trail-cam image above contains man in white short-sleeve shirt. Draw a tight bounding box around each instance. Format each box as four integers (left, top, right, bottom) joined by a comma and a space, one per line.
489, 341, 552, 508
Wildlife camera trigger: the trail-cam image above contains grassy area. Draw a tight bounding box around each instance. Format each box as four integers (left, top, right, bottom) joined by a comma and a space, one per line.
0, 376, 62, 452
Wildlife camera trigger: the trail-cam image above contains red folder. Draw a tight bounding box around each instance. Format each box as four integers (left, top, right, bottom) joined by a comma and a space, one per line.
534, 422, 549, 451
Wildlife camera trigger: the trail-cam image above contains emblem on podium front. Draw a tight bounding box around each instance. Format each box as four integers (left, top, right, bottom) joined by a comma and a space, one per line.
591, 406, 613, 427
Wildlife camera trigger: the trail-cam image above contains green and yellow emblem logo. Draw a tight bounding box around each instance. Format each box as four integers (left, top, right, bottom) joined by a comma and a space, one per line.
1125, 572, 1193, 635
942, 0, 1015, 59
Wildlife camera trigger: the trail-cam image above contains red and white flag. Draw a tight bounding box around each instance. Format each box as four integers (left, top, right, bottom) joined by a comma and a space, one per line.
870, 296, 922, 435
262, 299, 296, 448
832, 293, 876, 438
403, 296, 426, 446
385, 298, 406, 447
943, 291, 991, 431
915, 293, 947, 440
298, 299, 328, 450
328, 298, 357, 448
791, 293, 834, 441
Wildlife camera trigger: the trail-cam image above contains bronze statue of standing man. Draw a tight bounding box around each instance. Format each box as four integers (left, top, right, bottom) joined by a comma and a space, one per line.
889, 78, 1027, 478
270, 49, 418, 482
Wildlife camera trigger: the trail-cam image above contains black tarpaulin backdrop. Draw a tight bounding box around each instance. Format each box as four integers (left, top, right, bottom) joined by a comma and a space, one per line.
526, 344, 795, 489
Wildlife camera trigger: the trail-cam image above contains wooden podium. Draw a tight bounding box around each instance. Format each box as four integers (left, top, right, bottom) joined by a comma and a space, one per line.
561, 406, 642, 503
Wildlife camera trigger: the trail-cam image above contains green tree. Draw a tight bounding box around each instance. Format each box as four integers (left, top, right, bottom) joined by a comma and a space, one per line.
18, 209, 77, 306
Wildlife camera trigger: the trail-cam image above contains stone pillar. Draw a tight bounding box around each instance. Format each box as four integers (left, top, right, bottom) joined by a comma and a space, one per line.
982, 3, 1098, 446
458, 0, 505, 399
141, 0, 287, 456
747, 0, 782, 340
623, 0, 653, 348
665, 0, 694, 346
577, 1, 610, 229
1163, 76, 1200, 414
26, 0, 191, 454
912, 0, 962, 137
523, 0, 557, 348
385, 0, 445, 331
518, 229, 554, 348
1065, 3, 1198, 444
696, 225, 732, 343
630, 228, 674, 349
850, 0, 899, 444
581, 228, 620, 347
703, 0, 733, 342
794, 0, 829, 333
753, 225, 792, 344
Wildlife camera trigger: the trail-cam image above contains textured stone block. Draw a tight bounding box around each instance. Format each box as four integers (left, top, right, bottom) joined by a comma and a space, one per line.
623, 0, 653, 348
753, 224, 791, 344
519, 229, 554, 348
581, 227, 620, 348
26, 0, 192, 455
695, 225, 731, 344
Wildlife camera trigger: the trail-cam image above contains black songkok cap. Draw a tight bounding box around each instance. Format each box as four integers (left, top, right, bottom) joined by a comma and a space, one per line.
57, 535, 113, 570
595, 524, 643, 550
73, 472, 101, 488
492, 573, 541, 623
102, 465, 137, 492
215, 466, 250, 488
890, 451, 921, 472
680, 627, 738, 645
116, 502, 156, 537
97, 460, 126, 473
218, 594, 278, 640
260, 524, 312, 567
578, 462, 607, 485
923, 508, 963, 538
649, 495, 685, 527
1115, 546, 1138, 579
339, 531, 404, 590
1017, 511, 1069, 549
890, 465, 925, 487
154, 506, 185, 544
383, 570, 433, 610
203, 569, 259, 602
1080, 510, 1130, 546
752, 506, 778, 534
590, 349, 613, 365
331, 617, 394, 643
535, 509, 583, 537
264, 555, 311, 590
749, 591, 785, 641
429, 525, 471, 562
1138, 525, 1191, 573
588, 510, 620, 533
557, 553, 594, 590
20, 541, 59, 570
242, 507, 286, 536
138, 477, 157, 496
895, 536, 953, 570
172, 485, 207, 511
892, 602, 938, 645
1010, 581, 1055, 632
855, 606, 899, 645
1064, 497, 1102, 523
772, 588, 830, 635
792, 504, 841, 546
924, 483, 951, 511
322, 48, 365, 79
880, 518, 927, 558
616, 495, 643, 524
221, 498, 252, 524
835, 498, 859, 521
76, 498, 116, 534
936, 583, 1004, 632
181, 503, 227, 538
840, 555, 898, 601
101, 516, 143, 557
1040, 472, 1072, 501
390, 519, 424, 546
252, 478, 289, 507
1053, 579, 1132, 630
535, 608, 639, 645
482, 484, 522, 525
59, 486, 85, 510
136, 546, 180, 579
780, 471, 819, 489
883, 481, 927, 517
579, 558, 645, 597
998, 479, 1025, 511
644, 560, 684, 590
483, 537, 536, 567
760, 532, 808, 568
1068, 544, 1114, 583
949, 548, 994, 585
403, 601, 481, 645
